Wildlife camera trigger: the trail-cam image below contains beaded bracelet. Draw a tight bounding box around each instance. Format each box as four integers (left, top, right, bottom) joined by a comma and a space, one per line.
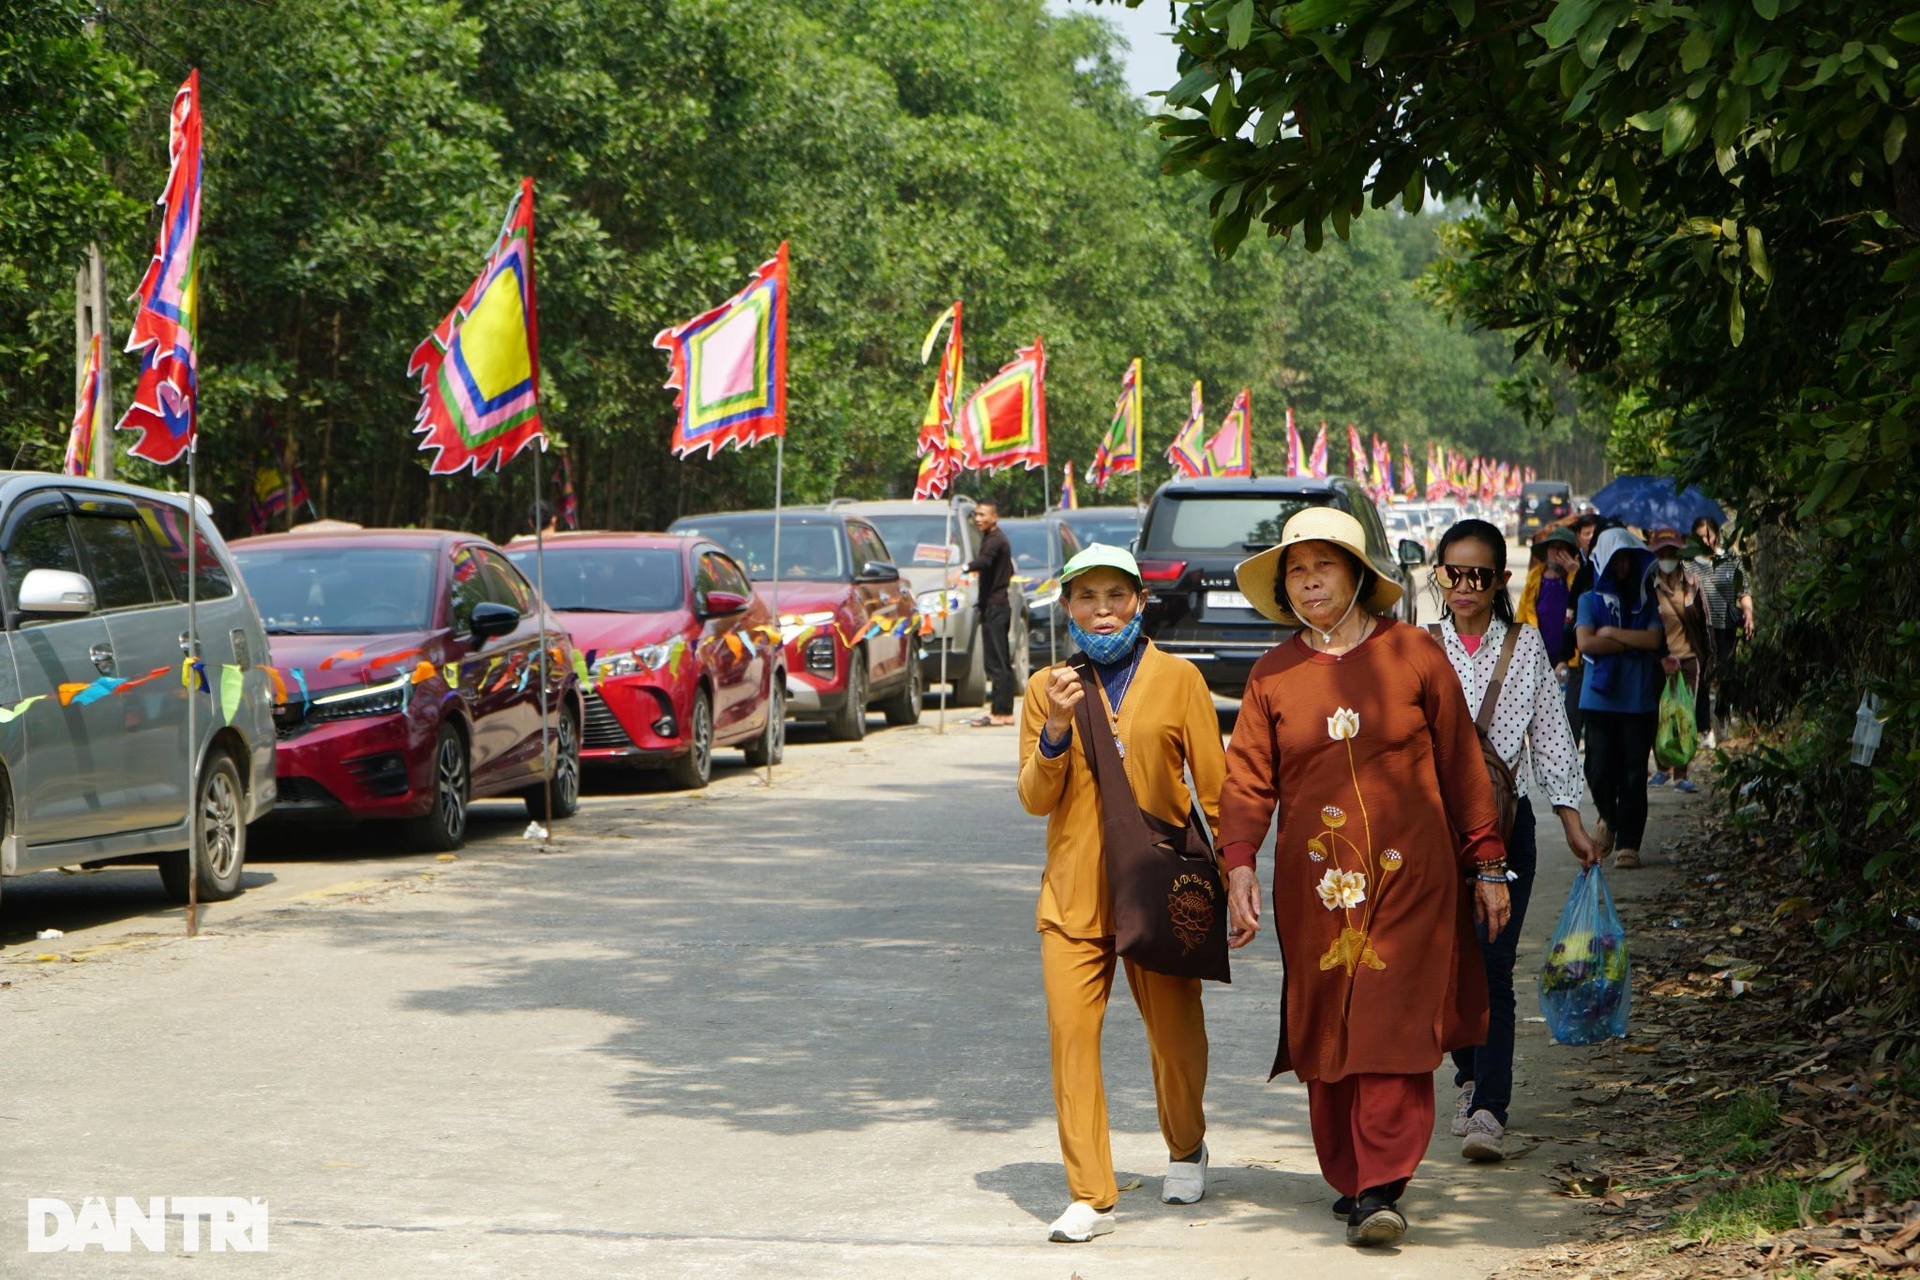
1475, 873, 1510, 884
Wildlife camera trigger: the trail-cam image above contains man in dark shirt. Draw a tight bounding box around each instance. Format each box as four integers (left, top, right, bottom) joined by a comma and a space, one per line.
966, 500, 1016, 725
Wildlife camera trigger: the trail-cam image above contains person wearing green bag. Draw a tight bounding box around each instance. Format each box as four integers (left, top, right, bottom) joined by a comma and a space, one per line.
1647, 529, 1712, 794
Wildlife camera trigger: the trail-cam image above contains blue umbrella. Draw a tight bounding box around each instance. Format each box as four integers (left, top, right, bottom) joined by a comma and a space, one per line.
1589, 476, 1726, 531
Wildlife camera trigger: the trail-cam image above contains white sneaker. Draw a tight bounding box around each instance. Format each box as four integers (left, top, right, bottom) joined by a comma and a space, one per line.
1162, 1144, 1208, 1204
1461, 1110, 1506, 1162
1047, 1201, 1115, 1242
1449, 1082, 1475, 1137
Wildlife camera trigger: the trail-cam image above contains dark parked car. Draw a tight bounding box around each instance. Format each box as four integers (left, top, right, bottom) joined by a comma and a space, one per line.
1058, 504, 1143, 551
233, 529, 583, 850
1135, 476, 1424, 698
1518, 480, 1573, 538
665, 510, 920, 741
1000, 515, 1083, 673
505, 532, 784, 790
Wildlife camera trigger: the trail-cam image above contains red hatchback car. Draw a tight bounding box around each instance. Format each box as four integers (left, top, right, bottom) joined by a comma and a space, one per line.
665, 509, 921, 740
505, 532, 783, 789
231, 529, 583, 849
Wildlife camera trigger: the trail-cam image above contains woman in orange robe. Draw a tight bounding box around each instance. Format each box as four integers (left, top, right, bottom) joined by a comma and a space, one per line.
1218, 508, 1510, 1248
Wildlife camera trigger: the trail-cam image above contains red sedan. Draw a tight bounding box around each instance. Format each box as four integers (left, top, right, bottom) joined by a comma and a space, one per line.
231, 529, 583, 850
505, 533, 783, 789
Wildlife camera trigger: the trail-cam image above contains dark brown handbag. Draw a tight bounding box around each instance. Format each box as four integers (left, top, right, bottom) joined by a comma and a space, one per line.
1070, 654, 1231, 983
1430, 622, 1521, 842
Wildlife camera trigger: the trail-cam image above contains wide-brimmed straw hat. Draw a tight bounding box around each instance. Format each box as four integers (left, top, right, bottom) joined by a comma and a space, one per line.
1234, 507, 1403, 628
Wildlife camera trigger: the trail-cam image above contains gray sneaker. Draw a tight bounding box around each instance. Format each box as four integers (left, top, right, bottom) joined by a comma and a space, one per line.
1449, 1082, 1475, 1137
1461, 1110, 1506, 1162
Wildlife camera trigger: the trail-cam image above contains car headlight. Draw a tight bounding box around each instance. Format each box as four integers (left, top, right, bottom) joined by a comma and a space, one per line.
308, 681, 408, 722
779, 611, 838, 642
597, 646, 672, 677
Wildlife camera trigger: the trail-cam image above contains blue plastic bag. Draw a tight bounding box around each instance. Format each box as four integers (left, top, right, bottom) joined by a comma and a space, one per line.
1539, 866, 1631, 1044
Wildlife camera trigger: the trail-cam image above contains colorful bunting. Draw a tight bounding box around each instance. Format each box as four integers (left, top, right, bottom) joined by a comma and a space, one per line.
1206, 389, 1252, 478
409, 177, 545, 475
960, 337, 1047, 473
67, 333, 103, 477
0, 696, 45, 724
654, 242, 789, 460
118, 70, 202, 466
1167, 381, 1209, 478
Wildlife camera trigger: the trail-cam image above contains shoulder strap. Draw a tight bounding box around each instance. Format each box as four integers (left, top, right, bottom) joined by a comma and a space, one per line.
1069, 655, 1156, 843
1477, 623, 1521, 732
1426, 622, 1444, 642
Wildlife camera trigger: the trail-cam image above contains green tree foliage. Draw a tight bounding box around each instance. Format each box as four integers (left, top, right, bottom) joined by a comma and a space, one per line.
1131, 0, 1919, 1012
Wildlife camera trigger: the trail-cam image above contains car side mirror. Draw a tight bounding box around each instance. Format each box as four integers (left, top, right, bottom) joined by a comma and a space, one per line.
17, 568, 96, 615
856, 560, 901, 583
1398, 538, 1427, 567
470, 601, 520, 644
701, 589, 750, 616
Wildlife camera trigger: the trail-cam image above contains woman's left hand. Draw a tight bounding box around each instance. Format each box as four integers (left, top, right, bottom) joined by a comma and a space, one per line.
1660, 655, 1681, 674
1474, 878, 1511, 939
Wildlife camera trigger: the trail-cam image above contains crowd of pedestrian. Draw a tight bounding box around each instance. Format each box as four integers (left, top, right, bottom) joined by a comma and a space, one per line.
1008, 499, 1752, 1251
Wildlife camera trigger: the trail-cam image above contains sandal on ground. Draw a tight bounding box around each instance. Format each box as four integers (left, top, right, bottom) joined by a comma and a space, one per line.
1613, 847, 1642, 869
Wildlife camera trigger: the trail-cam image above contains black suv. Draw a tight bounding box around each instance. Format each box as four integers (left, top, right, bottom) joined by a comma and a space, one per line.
1136, 476, 1426, 698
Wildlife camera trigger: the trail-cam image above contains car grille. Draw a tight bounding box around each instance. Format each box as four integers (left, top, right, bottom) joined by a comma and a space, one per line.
582, 692, 634, 750
276, 777, 343, 808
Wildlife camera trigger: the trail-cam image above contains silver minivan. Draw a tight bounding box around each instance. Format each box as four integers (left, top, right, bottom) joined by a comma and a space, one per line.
0, 475, 275, 906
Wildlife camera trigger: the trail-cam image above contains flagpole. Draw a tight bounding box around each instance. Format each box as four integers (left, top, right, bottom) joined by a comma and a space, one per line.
1043, 461, 1057, 669
185, 444, 199, 938
534, 440, 552, 847
937, 493, 951, 734
767, 434, 783, 786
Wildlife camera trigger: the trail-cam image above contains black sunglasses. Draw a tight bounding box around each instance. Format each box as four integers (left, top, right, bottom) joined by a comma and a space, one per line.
1435, 564, 1498, 591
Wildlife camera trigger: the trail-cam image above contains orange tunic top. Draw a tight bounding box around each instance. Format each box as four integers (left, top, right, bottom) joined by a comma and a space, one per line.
1017, 642, 1226, 939
1218, 620, 1503, 1082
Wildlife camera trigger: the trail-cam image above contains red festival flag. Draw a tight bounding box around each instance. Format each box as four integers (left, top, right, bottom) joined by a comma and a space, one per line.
410, 179, 546, 474
915, 302, 965, 499
960, 337, 1047, 473
1167, 381, 1208, 478
118, 70, 202, 466
1346, 423, 1369, 486
653, 243, 790, 460
1206, 388, 1252, 477
1309, 422, 1329, 478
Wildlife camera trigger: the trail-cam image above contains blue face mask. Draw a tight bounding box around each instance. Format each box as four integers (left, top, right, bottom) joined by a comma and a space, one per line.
1069, 613, 1142, 665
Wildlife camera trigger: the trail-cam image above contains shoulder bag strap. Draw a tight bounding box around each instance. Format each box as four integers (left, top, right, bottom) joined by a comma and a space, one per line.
1477, 623, 1522, 733
1070, 655, 1158, 844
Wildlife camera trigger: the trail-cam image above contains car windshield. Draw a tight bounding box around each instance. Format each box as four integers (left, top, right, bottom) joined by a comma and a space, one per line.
1143, 496, 1318, 553
1061, 514, 1140, 547
507, 547, 682, 612
864, 515, 961, 567
233, 544, 437, 634
1001, 522, 1064, 573
670, 517, 846, 581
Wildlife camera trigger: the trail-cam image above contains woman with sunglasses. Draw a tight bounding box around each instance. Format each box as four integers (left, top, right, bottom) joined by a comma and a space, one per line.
1219, 508, 1509, 1248
1429, 520, 1600, 1164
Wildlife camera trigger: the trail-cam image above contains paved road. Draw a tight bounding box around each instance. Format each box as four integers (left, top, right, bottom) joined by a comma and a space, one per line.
0, 700, 1601, 1277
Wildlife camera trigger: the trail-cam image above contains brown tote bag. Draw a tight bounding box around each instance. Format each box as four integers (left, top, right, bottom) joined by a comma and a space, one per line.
1070, 654, 1231, 983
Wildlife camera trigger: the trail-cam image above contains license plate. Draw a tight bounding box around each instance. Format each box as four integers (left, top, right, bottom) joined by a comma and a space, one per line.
1205, 590, 1254, 611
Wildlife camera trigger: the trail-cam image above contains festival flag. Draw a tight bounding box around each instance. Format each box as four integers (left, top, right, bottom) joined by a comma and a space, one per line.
558, 449, 579, 529
960, 336, 1047, 473
67, 333, 103, 476
1166, 381, 1208, 477
1284, 407, 1304, 477
1092, 357, 1142, 488
246, 423, 311, 534
1401, 442, 1418, 499
1426, 442, 1446, 500
653, 241, 790, 461
1346, 423, 1369, 486
915, 302, 966, 499
1372, 434, 1393, 500
1206, 388, 1252, 477
1309, 422, 1329, 478
409, 178, 546, 474
118, 70, 202, 466
1059, 460, 1078, 510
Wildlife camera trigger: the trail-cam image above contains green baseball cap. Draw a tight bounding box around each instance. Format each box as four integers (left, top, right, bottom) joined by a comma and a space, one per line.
1535, 526, 1580, 551
1059, 542, 1143, 588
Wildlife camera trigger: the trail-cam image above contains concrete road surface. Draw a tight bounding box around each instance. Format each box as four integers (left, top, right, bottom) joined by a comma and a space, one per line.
0, 709, 1593, 1277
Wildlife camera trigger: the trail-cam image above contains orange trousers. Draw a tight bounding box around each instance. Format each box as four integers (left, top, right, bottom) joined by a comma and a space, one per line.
1041, 928, 1209, 1208
1305, 1072, 1435, 1199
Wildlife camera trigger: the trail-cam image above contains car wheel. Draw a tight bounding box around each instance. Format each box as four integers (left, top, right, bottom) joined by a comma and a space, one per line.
404, 723, 470, 852
743, 677, 786, 767
826, 649, 868, 741
882, 649, 923, 726
159, 751, 247, 904
667, 689, 714, 789
950, 647, 987, 707
524, 705, 581, 821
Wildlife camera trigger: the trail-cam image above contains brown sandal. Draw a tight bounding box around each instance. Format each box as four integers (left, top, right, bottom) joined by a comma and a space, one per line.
1613, 848, 1642, 870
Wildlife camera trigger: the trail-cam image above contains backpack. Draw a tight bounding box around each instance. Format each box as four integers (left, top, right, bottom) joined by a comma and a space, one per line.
1429, 623, 1521, 843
